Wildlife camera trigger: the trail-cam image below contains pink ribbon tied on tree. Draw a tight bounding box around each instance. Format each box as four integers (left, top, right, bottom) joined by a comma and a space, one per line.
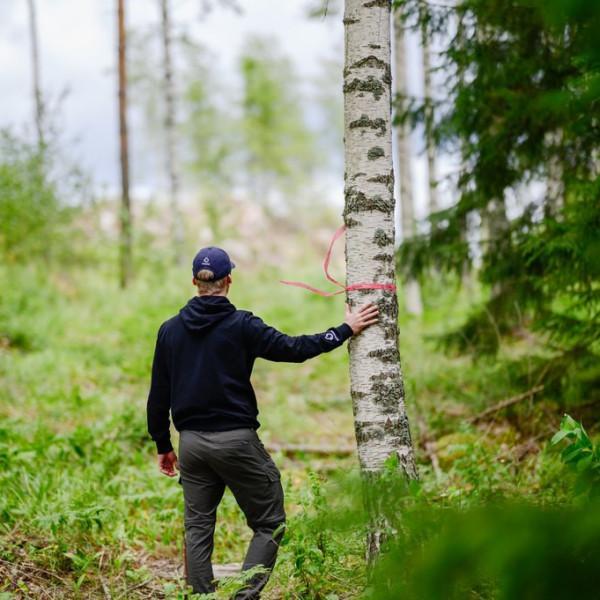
279, 224, 397, 296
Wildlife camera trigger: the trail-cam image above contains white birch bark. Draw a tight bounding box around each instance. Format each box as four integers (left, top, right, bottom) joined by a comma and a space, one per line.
343, 0, 418, 560
26, 0, 44, 149
419, 1, 439, 214
393, 10, 423, 316
160, 0, 185, 264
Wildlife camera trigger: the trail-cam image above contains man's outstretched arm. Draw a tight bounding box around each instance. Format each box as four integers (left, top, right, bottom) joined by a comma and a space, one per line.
244, 302, 379, 363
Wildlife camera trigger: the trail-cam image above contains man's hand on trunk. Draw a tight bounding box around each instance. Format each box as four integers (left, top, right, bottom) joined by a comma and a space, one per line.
344, 302, 379, 335
158, 450, 179, 477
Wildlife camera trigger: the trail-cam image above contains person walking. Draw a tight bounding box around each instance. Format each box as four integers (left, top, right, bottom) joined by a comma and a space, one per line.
146, 246, 379, 598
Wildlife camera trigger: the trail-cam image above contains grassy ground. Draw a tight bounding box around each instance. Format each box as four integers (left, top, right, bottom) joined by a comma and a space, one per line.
0, 238, 574, 598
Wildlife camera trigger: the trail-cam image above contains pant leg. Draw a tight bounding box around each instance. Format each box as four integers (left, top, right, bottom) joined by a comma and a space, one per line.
205, 429, 286, 600
178, 430, 226, 595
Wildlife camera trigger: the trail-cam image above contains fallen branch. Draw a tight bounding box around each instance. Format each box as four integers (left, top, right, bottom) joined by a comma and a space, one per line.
266, 443, 354, 457
469, 384, 545, 423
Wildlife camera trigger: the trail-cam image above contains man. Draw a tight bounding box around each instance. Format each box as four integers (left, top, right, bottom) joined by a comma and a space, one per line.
146, 246, 379, 598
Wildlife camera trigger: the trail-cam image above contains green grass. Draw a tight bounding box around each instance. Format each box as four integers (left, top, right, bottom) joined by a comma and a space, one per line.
0, 242, 581, 598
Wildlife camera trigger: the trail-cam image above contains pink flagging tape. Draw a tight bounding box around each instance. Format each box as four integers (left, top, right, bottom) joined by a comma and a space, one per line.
280, 224, 397, 296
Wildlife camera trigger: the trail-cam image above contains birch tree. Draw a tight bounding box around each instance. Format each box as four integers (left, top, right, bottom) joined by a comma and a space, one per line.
343, 0, 418, 562
118, 0, 132, 288
393, 10, 423, 315
418, 0, 438, 214
26, 0, 44, 149
159, 0, 184, 264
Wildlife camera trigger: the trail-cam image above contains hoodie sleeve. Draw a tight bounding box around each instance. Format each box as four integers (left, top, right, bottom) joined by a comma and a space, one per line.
146, 323, 173, 454
243, 313, 354, 363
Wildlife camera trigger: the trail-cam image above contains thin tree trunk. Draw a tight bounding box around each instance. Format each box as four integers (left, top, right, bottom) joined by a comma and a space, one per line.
26, 0, 44, 149
160, 0, 185, 264
545, 129, 564, 217
118, 0, 132, 288
343, 0, 418, 565
419, 0, 438, 215
393, 9, 423, 316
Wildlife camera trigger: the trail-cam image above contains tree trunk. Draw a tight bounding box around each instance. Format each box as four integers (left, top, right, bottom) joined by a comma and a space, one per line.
419, 0, 438, 215
342, 0, 418, 564
26, 0, 44, 149
118, 0, 132, 288
393, 9, 423, 316
545, 129, 564, 217
160, 0, 185, 264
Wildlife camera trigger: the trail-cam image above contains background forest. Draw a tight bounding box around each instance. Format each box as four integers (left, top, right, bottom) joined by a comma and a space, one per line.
0, 0, 599, 598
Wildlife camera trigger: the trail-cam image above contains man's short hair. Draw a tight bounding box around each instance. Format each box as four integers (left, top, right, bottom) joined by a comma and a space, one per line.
194, 269, 228, 294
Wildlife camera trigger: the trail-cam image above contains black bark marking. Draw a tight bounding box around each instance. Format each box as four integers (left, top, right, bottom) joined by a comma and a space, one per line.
363, 0, 390, 7
349, 114, 386, 137
367, 173, 393, 185
368, 347, 399, 363
373, 228, 393, 247
343, 76, 385, 101
344, 216, 362, 228
343, 17, 359, 24
350, 55, 387, 71
368, 44, 381, 49
373, 253, 394, 264
351, 171, 367, 181
367, 146, 385, 160
343, 188, 394, 215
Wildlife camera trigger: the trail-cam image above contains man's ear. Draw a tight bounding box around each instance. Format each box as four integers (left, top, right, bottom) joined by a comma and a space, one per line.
192, 277, 197, 286
227, 274, 232, 284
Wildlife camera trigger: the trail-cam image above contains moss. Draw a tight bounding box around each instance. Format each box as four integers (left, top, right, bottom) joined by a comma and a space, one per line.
349, 114, 386, 137
343, 76, 386, 101
367, 146, 385, 160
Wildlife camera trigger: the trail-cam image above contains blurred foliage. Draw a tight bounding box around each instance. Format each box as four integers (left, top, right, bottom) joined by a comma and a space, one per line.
0, 131, 70, 262
394, 0, 600, 409
551, 414, 600, 498
239, 35, 320, 210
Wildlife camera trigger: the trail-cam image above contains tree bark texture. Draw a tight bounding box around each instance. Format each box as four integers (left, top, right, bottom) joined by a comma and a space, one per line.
393, 9, 423, 316
418, 0, 439, 214
342, 0, 418, 537
160, 0, 185, 264
26, 0, 44, 149
118, 0, 132, 288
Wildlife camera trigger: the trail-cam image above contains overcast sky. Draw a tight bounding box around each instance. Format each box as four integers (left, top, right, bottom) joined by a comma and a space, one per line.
1, 0, 443, 218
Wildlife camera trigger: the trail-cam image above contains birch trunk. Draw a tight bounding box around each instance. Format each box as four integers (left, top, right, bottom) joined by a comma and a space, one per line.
419, 0, 438, 214
343, 0, 418, 563
393, 10, 423, 316
118, 0, 132, 288
26, 0, 44, 149
160, 0, 185, 264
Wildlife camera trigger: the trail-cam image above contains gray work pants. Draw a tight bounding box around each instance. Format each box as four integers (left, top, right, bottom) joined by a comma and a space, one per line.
178, 428, 286, 598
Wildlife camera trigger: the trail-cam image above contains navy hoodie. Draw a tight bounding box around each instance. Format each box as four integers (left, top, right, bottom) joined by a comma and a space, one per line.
146, 295, 354, 454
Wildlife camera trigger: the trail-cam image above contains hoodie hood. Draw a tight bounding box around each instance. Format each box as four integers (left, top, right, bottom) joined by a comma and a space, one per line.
178, 295, 236, 334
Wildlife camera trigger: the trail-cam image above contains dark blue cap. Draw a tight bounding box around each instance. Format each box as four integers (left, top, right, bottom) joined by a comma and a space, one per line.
192, 246, 236, 280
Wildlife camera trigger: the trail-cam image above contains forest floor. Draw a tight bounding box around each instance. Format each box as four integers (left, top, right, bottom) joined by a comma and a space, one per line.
0, 237, 578, 598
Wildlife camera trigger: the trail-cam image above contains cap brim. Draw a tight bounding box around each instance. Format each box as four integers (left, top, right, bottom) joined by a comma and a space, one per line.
231, 261, 236, 270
